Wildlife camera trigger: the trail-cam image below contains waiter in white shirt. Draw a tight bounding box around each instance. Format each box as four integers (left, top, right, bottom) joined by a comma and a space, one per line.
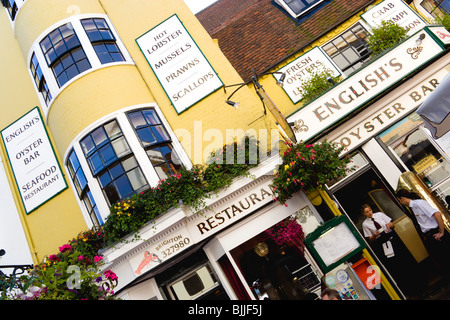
397, 189, 450, 270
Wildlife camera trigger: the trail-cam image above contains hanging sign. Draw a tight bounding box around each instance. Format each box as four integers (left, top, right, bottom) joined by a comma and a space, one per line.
136, 14, 223, 114
274, 47, 341, 104
361, 0, 426, 36
287, 27, 444, 143
1, 107, 67, 214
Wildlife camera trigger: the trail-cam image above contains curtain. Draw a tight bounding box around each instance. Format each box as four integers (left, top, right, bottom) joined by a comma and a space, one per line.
218, 255, 251, 300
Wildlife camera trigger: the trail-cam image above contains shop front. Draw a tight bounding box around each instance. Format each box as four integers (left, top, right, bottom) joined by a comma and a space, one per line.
105, 155, 379, 300
319, 50, 450, 298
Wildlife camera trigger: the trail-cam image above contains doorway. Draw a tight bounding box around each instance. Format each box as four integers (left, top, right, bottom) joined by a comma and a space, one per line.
330, 162, 428, 297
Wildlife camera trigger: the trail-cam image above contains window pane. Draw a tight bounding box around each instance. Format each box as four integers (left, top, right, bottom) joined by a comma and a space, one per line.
115, 175, 133, 198
109, 162, 125, 180
104, 120, 122, 139
127, 168, 147, 190
91, 127, 108, 146
81, 136, 95, 155
147, 147, 165, 166
122, 156, 138, 172
98, 171, 112, 188
137, 128, 156, 146
88, 152, 104, 173
103, 182, 120, 205
100, 144, 117, 165
152, 125, 170, 142
111, 137, 130, 158
128, 111, 147, 129
143, 109, 160, 125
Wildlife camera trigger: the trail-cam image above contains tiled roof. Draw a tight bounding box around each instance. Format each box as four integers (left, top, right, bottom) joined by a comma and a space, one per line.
196, 0, 376, 82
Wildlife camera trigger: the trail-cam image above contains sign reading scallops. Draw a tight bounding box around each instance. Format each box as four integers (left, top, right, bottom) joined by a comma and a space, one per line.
1, 107, 67, 214
136, 14, 223, 114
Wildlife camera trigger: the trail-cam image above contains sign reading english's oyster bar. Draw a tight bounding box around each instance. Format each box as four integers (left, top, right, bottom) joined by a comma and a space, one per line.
136, 14, 223, 114
1, 107, 67, 214
287, 27, 445, 143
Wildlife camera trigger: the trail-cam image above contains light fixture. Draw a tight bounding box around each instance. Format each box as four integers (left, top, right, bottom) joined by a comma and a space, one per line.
416, 33, 426, 45
254, 242, 269, 258
326, 76, 336, 85
223, 70, 286, 109
226, 100, 239, 109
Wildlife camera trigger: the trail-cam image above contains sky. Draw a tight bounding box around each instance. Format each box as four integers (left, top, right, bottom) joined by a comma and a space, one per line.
183, 0, 219, 13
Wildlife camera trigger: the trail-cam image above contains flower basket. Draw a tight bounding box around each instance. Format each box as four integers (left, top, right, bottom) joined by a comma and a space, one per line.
271, 140, 353, 205
265, 217, 305, 254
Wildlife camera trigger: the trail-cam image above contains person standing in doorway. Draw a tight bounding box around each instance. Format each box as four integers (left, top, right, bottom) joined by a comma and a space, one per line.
361, 203, 419, 296
396, 189, 450, 271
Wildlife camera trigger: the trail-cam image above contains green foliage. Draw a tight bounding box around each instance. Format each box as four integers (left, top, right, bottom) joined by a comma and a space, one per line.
298, 67, 340, 104
434, 13, 450, 31
102, 135, 260, 244
366, 20, 408, 56
271, 140, 354, 205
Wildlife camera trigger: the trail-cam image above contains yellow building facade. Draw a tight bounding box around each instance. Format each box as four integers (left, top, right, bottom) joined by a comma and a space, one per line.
0, 0, 277, 265
2, 0, 450, 301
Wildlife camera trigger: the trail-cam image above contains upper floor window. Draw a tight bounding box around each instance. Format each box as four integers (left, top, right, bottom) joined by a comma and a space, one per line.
81, 18, 125, 64
80, 120, 149, 206
275, 0, 323, 18
28, 15, 132, 117
321, 22, 371, 76
67, 150, 103, 227
127, 109, 182, 179
30, 53, 52, 105
39, 23, 91, 87
2, 0, 25, 21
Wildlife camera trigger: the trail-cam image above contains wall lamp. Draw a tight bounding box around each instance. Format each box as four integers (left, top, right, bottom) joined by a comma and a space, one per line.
416, 33, 426, 45
223, 70, 286, 110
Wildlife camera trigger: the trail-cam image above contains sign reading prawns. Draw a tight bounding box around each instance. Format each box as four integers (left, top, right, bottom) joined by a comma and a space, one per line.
1, 107, 67, 214
136, 14, 223, 114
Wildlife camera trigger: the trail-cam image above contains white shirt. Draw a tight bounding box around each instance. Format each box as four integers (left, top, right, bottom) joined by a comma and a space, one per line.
409, 199, 439, 233
362, 211, 392, 238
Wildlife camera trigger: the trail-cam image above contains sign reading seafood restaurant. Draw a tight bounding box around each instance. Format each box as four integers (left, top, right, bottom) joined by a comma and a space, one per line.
287, 27, 445, 143
129, 180, 274, 276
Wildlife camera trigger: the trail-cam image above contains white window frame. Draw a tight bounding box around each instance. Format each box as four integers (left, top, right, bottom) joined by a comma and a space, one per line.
64, 104, 192, 229
274, 0, 324, 18
3, 0, 26, 26
27, 14, 134, 121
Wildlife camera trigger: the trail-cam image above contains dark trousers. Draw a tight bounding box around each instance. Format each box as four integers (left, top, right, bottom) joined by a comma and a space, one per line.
422, 228, 450, 270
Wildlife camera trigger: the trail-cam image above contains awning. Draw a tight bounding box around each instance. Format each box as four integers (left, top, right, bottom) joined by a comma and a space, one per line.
416, 72, 450, 139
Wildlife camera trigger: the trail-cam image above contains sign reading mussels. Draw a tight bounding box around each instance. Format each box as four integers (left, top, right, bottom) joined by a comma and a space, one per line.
136, 14, 223, 114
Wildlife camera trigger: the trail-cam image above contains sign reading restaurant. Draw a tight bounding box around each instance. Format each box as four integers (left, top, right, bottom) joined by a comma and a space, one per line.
136, 14, 223, 114
287, 27, 445, 143
1, 107, 67, 214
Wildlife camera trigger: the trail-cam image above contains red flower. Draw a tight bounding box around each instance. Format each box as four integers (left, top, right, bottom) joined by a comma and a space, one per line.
58, 244, 72, 253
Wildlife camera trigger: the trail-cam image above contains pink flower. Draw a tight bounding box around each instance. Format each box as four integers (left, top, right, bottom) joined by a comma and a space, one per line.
58, 244, 72, 253
48, 254, 60, 262
78, 255, 84, 262
104, 269, 118, 281
94, 255, 103, 263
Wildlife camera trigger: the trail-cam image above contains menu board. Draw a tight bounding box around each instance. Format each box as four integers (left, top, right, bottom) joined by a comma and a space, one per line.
305, 215, 366, 272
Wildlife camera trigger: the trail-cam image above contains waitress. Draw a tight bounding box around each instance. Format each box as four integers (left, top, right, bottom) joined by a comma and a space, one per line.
360, 203, 419, 297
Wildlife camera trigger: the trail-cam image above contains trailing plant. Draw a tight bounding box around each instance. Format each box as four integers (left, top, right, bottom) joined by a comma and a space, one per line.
271, 140, 354, 205
265, 217, 305, 253
298, 67, 340, 104
366, 20, 408, 56
102, 135, 260, 244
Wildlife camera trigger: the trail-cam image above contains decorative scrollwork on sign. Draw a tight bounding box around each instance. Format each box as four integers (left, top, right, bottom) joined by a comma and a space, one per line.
407, 46, 423, 59
292, 119, 309, 133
